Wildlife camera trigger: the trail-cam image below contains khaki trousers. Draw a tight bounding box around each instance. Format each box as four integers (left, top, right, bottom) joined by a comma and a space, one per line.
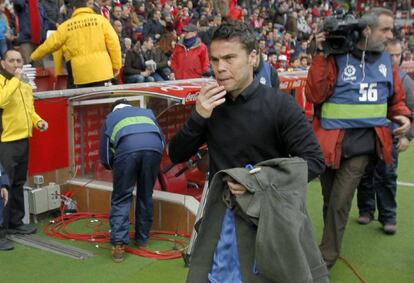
319, 155, 371, 267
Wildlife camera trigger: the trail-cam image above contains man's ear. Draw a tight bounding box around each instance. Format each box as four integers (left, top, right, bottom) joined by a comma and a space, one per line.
249, 49, 257, 67
0, 60, 4, 69
363, 26, 372, 38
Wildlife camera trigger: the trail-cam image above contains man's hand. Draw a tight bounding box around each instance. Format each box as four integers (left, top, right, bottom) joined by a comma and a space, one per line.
141, 70, 152, 77
1, 188, 8, 206
393, 115, 411, 137
397, 136, 410, 152
227, 178, 246, 197
14, 68, 24, 81
315, 32, 327, 50
113, 69, 120, 78
196, 82, 226, 118
37, 120, 48, 131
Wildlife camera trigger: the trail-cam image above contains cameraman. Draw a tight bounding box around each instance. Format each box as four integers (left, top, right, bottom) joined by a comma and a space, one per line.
305, 8, 411, 268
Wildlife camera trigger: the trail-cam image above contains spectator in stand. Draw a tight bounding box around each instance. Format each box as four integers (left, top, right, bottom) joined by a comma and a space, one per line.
134, 1, 146, 22
198, 16, 213, 47
122, 38, 155, 83
140, 35, 171, 81
285, 11, 298, 38
0, 5, 10, 58
297, 8, 311, 38
113, 20, 127, 56
158, 23, 177, 58
357, 38, 414, 235
30, 0, 122, 88
174, 6, 191, 36
40, 0, 60, 30
120, 5, 136, 42
277, 54, 288, 72
294, 39, 309, 59
283, 31, 296, 63
142, 9, 164, 41
249, 8, 263, 30
170, 23, 209, 80
94, 0, 111, 20
268, 51, 278, 69
13, 0, 48, 66
299, 53, 309, 69
111, 5, 122, 22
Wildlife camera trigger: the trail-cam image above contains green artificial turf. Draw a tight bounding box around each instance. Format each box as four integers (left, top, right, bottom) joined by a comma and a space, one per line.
1, 146, 414, 283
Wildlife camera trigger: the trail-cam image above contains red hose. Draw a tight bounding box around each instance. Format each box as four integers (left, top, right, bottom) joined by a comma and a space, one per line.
44, 209, 190, 259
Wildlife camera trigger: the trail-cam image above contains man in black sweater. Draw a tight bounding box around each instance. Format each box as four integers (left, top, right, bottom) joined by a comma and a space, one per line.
169, 20, 325, 282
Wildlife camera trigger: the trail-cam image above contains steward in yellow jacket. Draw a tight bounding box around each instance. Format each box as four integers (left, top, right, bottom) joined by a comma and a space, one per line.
0, 50, 48, 235
0, 68, 44, 142
31, 1, 122, 86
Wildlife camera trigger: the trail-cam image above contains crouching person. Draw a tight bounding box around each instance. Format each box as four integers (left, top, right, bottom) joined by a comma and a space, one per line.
99, 99, 165, 262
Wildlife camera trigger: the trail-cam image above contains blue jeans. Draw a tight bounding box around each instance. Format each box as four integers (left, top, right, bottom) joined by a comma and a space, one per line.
109, 150, 162, 245
124, 74, 155, 83
357, 138, 398, 224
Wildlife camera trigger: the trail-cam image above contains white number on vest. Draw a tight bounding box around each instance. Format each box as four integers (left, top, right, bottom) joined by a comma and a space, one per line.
359, 83, 378, 102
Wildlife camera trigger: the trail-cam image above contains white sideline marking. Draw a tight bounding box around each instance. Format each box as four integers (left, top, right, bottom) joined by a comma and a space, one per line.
397, 181, 414, 187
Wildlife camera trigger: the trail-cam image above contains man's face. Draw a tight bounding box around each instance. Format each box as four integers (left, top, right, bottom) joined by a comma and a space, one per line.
143, 38, 154, 50
387, 43, 403, 66
1, 51, 23, 74
113, 6, 122, 19
113, 21, 122, 34
210, 38, 256, 96
183, 31, 196, 39
366, 15, 394, 52
86, 0, 94, 9
153, 10, 161, 21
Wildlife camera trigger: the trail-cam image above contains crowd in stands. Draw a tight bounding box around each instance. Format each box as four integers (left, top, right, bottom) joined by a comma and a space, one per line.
0, 0, 413, 85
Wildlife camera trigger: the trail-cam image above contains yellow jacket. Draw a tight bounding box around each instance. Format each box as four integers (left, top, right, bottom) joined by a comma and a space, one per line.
31, 7, 122, 85
0, 74, 43, 142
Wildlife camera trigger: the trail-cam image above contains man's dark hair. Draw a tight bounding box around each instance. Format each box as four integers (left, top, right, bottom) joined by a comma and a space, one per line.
140, 35, 153, 45
111, 99, 131, 111
73, 0, 87, 9
211, 20, 256, 54
2, 49, 22, 60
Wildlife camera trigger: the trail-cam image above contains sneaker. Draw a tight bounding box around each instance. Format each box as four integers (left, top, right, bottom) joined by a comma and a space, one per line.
383, 223, 397, 235
111, 244, 125, 263
8, 224, 37, 235
357, 215, 372, 225
0, 238, 14, 251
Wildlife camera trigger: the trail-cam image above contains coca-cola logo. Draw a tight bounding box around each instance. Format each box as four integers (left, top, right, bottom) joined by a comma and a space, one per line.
185, 91, 199, 103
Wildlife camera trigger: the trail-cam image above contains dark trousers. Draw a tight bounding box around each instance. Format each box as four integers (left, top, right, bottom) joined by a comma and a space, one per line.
109, 150, 161, 245
0, 197, 4, 239
357, 139, 398, 225
319, 155, 371, 267
0, 139, 29, 229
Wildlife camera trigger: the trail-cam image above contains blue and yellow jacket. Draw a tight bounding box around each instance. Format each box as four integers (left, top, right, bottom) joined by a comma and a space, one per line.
99, 106, 165, 169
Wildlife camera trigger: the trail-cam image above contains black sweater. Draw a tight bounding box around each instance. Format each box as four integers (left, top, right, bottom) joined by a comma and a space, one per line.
169, 79, 325, 181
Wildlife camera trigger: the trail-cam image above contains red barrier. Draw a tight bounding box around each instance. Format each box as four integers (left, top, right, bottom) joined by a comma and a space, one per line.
28, 98, 69, 175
